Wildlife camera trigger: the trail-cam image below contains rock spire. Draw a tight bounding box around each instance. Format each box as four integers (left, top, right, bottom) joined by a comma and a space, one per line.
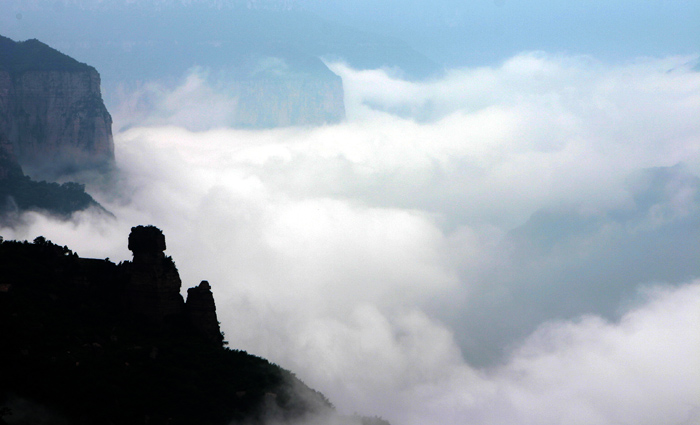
123, 225, 223, 343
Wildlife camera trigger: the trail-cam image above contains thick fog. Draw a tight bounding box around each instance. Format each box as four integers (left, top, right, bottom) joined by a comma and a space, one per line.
3, 53, 700, 424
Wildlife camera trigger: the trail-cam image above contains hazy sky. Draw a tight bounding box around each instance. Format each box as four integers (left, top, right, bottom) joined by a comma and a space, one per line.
3, 0, 699, 68
300, 0, 700, 65
2, 2, 700, 425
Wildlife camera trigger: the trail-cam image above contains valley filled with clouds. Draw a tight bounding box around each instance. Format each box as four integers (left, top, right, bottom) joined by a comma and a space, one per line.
3, 53, 700, 425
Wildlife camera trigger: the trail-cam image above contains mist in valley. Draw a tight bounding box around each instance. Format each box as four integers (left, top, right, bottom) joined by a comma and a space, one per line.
1, 1, 700, 424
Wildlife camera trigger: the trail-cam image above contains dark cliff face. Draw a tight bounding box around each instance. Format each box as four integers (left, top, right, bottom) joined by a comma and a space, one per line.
0, 36, 114, 180
0, 137, 22, 181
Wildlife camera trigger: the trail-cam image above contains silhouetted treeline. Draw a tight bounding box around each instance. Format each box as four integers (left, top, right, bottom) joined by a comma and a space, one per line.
0, 174, 99, 218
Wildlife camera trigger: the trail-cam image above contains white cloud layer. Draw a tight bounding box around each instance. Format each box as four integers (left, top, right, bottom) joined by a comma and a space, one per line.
2, 52, 700, 425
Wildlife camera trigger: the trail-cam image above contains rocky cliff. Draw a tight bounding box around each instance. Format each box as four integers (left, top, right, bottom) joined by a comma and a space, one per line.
0, 35, 114, 180
0, 137, 22, 181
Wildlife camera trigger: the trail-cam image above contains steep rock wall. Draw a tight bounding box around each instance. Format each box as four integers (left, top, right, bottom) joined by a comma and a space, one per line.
0, 71, 19, 181
0, 68, 114, 178
0, 36, 114, 180
0, 139, 22, 181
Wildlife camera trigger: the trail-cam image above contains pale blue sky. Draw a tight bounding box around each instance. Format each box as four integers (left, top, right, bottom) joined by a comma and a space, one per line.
2, 0, 698, 68
301, 0, 700, 65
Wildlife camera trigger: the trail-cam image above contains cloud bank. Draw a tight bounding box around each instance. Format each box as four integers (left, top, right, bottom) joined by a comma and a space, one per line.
2, 52, 700, 425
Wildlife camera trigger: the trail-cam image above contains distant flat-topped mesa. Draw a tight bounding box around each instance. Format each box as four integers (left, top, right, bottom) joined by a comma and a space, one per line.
0, 35, 114, 179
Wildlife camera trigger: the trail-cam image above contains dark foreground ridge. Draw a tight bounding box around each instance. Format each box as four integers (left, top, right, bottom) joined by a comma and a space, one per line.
0, 226, 393, 425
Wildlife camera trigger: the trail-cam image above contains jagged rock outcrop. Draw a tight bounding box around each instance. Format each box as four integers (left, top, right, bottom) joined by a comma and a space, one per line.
123, 225, 223, 343
124, 225, 185, 325
186, 280, 224, 344
0, 35, 114, 179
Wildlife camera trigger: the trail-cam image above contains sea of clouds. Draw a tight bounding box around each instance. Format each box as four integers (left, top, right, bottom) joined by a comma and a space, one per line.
3, 52, 700, 425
